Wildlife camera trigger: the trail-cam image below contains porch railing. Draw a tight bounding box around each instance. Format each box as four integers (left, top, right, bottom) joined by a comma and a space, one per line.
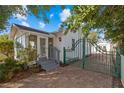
48, 45, 60, 62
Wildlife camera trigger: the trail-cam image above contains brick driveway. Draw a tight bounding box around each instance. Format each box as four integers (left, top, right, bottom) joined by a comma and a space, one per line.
0, 64, 112, 88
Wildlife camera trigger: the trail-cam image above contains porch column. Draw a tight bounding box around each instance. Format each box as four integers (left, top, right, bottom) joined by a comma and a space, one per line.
37, 36, 40, 56
25, 33, 29, 48
14, 36, 17, 59
46, 38, 48, 58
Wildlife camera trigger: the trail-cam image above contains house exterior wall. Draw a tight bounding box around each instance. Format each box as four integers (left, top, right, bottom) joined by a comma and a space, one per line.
12, 27, 49, 59
97, 42, 111, 51
11, 25, 110, 63
53, 31, 92, 62
54, 31, 98, 62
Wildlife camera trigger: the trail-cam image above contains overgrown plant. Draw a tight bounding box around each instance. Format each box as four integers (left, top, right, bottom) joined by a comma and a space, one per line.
61, 5, 124, 53
0, 34, 14, 59
0, 58, 24, 82
17, 45, 37, 63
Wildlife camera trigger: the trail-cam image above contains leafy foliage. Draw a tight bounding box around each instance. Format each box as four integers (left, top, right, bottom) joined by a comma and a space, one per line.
0, 34, 14, 58
27, 5, 53, 23
0, 5, 65, 31
17, 46, 37, 63
61, 5, 124, 50
0, 53, 7, 62
88, 32, 98, 42
0, 5, 24, 31
0, 40, 14, 58
0, 34, 8, 40
0, 58, 24, 82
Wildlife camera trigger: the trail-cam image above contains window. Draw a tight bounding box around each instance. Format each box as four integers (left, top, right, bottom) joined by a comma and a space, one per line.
16, 34, 26, 59
29, 35, 37, 49
16, 34, 26, 48
59, 37, 62, 42
40, 38, 46, 56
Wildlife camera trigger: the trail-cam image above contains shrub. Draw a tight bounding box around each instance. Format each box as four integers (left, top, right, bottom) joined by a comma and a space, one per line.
0, 64, 7, 81
0, 53, 7, 62
0, 58, 25, 82
17, 46, 37, 63
0, 40, 14, 58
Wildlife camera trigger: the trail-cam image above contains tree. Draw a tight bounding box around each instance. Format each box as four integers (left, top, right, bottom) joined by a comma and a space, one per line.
0, 34, 8, 41
0, 6, 24, 31
0, 34, 14, 58
0, 5, 52, 31
0, 5, 65, 31
88, 32, 98, 42
61, 5, 124, 50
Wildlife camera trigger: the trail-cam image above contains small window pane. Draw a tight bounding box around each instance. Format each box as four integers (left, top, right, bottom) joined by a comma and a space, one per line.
59, 37, 61, 42
29, 35, 37, 49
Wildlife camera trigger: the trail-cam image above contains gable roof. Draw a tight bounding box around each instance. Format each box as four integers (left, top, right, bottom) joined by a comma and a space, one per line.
13, 24, 49, 35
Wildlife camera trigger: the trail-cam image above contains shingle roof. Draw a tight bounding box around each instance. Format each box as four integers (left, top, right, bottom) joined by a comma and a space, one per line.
13, 24, 49, 34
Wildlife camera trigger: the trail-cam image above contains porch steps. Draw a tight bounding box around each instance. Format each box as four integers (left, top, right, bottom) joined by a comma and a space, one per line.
41, 61, 59, 71
36, 57, 59, 71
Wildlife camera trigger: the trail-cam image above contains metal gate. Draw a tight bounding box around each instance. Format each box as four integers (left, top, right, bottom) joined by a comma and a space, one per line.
63, 38, 121, 78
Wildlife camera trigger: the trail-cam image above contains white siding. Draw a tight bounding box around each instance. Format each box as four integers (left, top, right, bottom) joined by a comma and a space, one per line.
53, 31, 84, 62
97, 42, 111, 51
12, 26, 98, 63
13, 28, 49, 59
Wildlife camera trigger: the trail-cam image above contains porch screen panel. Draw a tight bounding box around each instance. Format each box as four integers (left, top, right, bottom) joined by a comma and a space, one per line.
15, 34, 26, 59
29, 35, 37, 49
40, 38, 46, 56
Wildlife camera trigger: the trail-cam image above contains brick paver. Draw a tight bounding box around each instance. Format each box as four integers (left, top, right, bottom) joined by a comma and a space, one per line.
0, 65, 112, 88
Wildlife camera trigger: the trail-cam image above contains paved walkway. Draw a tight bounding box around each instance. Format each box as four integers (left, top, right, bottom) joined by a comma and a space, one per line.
0, 65, 112, 88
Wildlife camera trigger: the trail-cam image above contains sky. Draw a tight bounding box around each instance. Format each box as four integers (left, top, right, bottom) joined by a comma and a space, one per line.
6, 5, 73, 33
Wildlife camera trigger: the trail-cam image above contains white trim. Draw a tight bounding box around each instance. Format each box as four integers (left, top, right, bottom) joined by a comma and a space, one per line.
20, 29, 50, 38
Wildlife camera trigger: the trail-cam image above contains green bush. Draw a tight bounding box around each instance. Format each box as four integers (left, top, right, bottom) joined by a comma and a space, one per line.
0, 64, 7, 81
0, 53, 7, 62
0, 58, 25, 82
17, 46, 37, 63
0, 40, 14, 58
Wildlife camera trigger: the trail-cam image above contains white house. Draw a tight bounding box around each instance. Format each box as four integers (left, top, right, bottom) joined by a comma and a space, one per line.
9, 24, 123, 81
97, 39, 111, 52
10, 24, 110, 63
10, 24, 86, 63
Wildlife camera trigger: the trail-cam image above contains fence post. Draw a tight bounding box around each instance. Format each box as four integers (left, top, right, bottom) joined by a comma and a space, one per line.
116, 48, 119, 78
120, 48, 122, 79
82, 37, 86, 68
63, 47, 66, 65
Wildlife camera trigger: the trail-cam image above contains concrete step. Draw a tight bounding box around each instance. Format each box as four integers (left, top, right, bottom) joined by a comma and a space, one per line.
37, 60, 59, 71
42, 62, 59, 71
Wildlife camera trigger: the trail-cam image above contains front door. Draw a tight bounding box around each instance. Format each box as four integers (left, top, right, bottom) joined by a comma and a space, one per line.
48, 38, 53, 58
48, 38, 53, 46
40, 38, 46, 56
